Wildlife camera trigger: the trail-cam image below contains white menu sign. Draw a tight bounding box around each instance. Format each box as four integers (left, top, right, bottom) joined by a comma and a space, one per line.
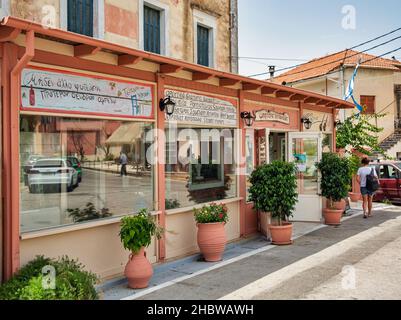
165, 89, 237, 126
21, 68, 153, 118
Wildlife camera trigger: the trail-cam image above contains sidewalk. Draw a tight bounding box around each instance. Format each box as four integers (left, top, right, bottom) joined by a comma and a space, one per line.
97, 200, 391, 300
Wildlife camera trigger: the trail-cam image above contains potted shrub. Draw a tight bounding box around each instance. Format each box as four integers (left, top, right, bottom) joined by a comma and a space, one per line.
248, 161, 298, 245
194, 203, 228, 262
119, 209, 163, 289
316, 153, 350, 225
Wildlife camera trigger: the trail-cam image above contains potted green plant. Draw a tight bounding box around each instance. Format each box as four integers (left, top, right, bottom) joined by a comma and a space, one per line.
316, 153, 350, 225
248, 161, 298, 245
347, 154, 361, 202
193, 203, 228, 262
119, 209, 163, 289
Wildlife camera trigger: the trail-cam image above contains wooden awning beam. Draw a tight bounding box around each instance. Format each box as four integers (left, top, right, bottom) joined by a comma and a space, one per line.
0, 26, 21, 42
74, 44, 101, 57
275, 90, 293, 98
160, 63, 183, 74
242, 83, 262, 91
118, 54, 143, 66
192, 72, 214, 81
290, 94, 307, 101
261, 87, 277, 95
219, 78, 240, 87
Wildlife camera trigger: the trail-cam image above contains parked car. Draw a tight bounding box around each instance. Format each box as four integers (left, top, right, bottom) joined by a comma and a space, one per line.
22, 155, 44, 185
27, 158, 79, 193
369, 160, 401, 204
66, 156, 82, 182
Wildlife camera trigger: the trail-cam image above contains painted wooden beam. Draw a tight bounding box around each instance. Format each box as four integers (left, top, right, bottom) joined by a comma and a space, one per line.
275, 90, 293, 98
261, 87, 277, 95
304, 97, 320, 104
219, 78, 240, 87
0, 26, 21, 42
242, 83, 261, 91
290, 94, 307, 101
74, 44, 101, 57
118, 54, 143, 66
159, 63, 183, 74
192, 72, 214, 81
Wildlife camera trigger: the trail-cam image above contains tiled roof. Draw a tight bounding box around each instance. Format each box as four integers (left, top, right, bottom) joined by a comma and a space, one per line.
273, 49, 401, 84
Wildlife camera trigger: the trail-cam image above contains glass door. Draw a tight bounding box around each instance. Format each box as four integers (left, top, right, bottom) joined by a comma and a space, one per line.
288, 132, 323, 222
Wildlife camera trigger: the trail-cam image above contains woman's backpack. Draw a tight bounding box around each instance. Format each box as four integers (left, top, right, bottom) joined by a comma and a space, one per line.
366, 168, 380, 192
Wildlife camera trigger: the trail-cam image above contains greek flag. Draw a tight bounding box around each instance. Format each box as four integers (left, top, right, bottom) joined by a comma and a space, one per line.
344, 63, 364, 113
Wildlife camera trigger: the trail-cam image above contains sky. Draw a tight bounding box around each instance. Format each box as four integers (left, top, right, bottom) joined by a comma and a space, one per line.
238, 0, 401, 79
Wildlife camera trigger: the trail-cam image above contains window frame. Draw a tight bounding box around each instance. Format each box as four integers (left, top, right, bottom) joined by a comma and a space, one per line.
193, 9, 217, 68
60, 0, 105, 39
139, 0, 169, 56
360, 95, 376, 114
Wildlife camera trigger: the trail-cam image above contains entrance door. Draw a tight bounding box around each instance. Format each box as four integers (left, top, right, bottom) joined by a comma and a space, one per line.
288, 132, 323, 222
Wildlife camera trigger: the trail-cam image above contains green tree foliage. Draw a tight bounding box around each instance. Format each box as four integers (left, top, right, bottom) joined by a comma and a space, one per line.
316, 153, 351, 208
248, 161, 298, 225
336, 113, 385, 155
119, 209, 164, 254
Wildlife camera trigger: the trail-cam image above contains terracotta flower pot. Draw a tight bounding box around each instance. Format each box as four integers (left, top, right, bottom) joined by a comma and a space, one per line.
268, 222, 293, 245
349, 192, 360, 202
334, 199, 346, 212
124, 247, 153, 289
323, 208, 343, 226
197, 222, 226, 262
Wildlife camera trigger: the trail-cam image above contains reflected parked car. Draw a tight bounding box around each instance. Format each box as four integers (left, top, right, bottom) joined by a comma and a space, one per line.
27, 158, 79, 193
22, 155, 44, 185
66, 156, 82, 182
369, 160, 401, 204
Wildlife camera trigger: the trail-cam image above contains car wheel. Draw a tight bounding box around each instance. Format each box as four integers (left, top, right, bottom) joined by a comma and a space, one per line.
78, 174, 82, 183
74, 177, 79, 188
67, 180, 73, 192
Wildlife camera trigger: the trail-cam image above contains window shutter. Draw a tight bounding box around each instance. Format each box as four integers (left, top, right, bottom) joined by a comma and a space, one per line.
68, 0, 93, 37
360, 95, 375, 114
144, 6, 161, 54
197, 25, 209, 67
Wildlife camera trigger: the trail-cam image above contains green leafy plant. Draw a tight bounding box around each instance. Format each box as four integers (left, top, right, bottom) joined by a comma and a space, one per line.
0, 255, 98, 300
336, 113, 385, 156
193, 203, 229, 224
248, 161, 298, 226
165, 198, 181, 210
347, 154, 361, 191
67, 202, 112, 223
316, 153, 351, 209
119, 209, 164, 254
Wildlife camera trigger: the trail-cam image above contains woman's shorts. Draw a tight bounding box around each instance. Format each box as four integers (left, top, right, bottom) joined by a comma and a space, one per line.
361, 187, 375, 196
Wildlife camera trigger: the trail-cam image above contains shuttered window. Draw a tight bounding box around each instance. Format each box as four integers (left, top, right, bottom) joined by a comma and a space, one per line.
360, 95, 376, 114
197, 25, 209, 67
144, 6, 161, 54
68, 0, 93, 37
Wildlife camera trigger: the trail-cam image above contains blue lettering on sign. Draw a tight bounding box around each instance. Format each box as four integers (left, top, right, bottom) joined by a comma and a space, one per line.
131, 94, 139, 115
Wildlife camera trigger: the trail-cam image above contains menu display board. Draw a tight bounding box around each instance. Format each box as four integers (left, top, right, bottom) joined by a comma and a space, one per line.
21, 67, 154, 119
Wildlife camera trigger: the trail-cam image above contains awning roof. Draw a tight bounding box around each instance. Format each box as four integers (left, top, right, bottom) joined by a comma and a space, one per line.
0, 16, 354, 110
106, 123, 143, 145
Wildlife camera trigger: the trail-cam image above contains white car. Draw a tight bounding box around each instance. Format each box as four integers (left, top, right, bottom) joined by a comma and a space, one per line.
28, 158, 79, 193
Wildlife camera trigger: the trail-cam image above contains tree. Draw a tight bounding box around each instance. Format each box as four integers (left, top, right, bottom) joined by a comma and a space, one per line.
336, 113, 385, 156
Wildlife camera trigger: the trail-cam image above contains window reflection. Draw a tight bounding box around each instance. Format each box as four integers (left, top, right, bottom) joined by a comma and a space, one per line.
20, 115, 154, 232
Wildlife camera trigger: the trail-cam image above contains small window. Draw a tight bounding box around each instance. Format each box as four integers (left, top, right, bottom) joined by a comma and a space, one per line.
388, 165, 399, 179
144, 6, 161, 54
360, 95, 375, 114
68, 0, 93, 37
379, 165, 388, 179
197, 25, 210, 67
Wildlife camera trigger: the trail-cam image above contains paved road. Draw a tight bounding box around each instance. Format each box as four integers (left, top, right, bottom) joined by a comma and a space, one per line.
132, 205, 401, 300
20, 169, 153, 231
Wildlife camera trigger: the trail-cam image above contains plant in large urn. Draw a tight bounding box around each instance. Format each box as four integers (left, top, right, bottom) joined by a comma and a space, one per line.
119, 209, 163, 289
316, 153, 350, 226
194, 203, 228, 262
248, 161, 298, 245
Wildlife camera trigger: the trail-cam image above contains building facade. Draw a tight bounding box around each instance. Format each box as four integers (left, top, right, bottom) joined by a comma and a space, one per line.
0, 0, 238, 73
273, 50, 401, 158
0, 15, 352, 282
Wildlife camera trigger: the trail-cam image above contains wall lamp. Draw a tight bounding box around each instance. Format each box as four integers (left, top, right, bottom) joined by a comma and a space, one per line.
159, 96, 176, 117
301, 116, 313, 130
240, 111, 255, 127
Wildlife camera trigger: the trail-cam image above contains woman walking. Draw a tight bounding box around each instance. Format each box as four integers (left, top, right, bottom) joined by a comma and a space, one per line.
357, 158, 378, 218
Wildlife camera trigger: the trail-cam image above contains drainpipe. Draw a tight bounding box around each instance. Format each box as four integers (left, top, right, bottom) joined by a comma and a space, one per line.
4, 29, 34, 279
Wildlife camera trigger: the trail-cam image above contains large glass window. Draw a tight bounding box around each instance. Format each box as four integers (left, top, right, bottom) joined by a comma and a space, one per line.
165, 127, 237, 209
20, 115, 154, 233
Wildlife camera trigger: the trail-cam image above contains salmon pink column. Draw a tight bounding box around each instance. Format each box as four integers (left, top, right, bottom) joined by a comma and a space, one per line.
156, 73, 166, 261
238, 90, 246, 237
